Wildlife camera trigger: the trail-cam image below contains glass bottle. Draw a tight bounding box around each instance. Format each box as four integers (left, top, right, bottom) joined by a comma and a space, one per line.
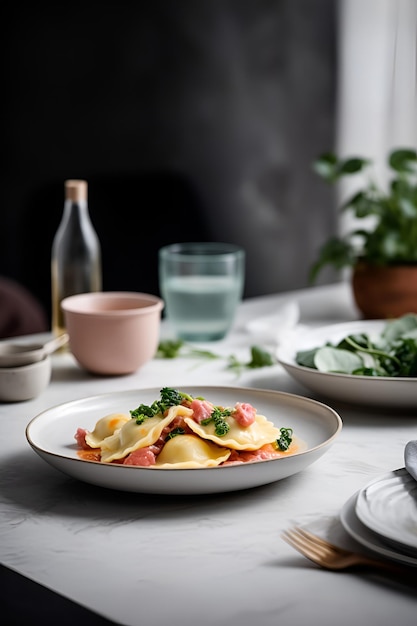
51, 179, 102, 337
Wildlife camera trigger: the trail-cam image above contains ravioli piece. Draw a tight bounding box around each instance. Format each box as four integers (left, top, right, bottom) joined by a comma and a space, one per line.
85, 413, 130, 449
184, 413, 281, 451
154, 434, 231, 468
100, 405, 193, 463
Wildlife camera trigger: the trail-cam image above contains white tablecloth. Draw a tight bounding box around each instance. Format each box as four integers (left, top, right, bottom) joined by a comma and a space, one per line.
1, 282, 416, 626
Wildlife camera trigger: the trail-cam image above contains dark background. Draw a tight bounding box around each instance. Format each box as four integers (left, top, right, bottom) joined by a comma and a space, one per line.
2, 0, 338, 327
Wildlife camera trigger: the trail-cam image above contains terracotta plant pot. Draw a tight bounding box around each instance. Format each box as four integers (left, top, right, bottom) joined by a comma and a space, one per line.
352, 263, 417, 319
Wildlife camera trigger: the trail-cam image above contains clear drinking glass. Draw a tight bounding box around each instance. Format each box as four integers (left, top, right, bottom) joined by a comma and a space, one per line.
158, 242, 245, 341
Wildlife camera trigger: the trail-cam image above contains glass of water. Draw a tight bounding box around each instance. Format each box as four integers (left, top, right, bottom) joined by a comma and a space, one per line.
158, 242, 245, 341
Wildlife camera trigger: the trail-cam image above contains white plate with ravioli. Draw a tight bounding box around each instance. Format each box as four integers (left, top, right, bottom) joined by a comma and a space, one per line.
277, 318, 417, 408
26, 386, 342, 495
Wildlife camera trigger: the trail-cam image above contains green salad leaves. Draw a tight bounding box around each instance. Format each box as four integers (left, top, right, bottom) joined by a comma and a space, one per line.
295, 313, 417, 377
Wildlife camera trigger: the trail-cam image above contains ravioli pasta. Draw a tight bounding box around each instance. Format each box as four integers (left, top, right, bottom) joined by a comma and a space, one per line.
155, 435, 232, 468
85, 413, 130, 449
184, 413, 280, 450
100, 405, 193, 463
74, 388, 303, 469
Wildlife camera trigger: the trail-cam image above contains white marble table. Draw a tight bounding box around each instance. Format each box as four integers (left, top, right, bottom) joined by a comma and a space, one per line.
1, 282, 416, 626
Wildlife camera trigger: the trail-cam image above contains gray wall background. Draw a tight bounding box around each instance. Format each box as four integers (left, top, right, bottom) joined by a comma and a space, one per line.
2, 0, 338, 324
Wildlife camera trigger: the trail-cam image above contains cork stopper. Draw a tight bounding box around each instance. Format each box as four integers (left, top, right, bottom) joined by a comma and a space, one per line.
65, 179, 88, 202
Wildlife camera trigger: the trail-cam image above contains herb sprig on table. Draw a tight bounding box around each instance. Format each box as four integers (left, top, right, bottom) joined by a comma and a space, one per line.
156, 340, 220, 361
227, 345, 276, 373
156, 340, 277, 373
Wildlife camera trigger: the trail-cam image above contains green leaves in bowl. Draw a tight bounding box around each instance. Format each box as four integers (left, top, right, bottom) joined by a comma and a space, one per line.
295, 314, 417, 377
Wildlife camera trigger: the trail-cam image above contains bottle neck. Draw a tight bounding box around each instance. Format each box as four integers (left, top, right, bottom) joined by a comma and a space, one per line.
61, 198, 89, 225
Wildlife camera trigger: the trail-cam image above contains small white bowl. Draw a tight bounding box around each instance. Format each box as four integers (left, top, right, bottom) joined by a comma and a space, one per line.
0, 356, 52, 402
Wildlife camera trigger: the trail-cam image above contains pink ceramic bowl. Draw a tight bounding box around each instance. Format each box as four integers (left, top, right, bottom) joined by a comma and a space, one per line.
61, 292, 164, 375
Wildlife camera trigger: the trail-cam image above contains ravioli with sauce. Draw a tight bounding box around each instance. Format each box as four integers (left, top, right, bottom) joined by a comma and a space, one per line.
85, 413, 130, 449
74, 387, 299, 469
100, 405, 193, 463
155, 434, 231, 468
184, 413, 281, 450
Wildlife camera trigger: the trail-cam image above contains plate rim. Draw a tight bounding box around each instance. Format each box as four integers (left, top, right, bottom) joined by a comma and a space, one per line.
354, 468, 417, 551
340, 490, 417, 567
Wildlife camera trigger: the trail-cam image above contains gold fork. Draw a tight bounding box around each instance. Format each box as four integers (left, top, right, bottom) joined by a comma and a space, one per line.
281, 526, 415, 577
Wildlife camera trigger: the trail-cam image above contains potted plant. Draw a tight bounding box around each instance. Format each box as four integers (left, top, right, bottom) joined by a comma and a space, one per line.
309, 147, 417, 318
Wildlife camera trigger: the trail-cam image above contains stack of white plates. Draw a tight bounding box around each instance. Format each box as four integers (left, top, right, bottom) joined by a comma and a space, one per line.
340, 468, 417, 567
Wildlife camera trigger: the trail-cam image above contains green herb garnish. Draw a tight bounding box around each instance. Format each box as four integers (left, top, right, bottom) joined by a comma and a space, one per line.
201, 407, 232, 436
130, 387, 194, 423
276, 427, 293, 451
165, 427, 185, 441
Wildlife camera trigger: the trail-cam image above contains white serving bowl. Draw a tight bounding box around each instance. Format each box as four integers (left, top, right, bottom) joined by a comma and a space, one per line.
277, 320, 417, 408
0, 355, 52, 402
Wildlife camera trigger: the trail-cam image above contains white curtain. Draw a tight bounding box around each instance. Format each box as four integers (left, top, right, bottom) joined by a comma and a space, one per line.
336, 0, 417, 235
